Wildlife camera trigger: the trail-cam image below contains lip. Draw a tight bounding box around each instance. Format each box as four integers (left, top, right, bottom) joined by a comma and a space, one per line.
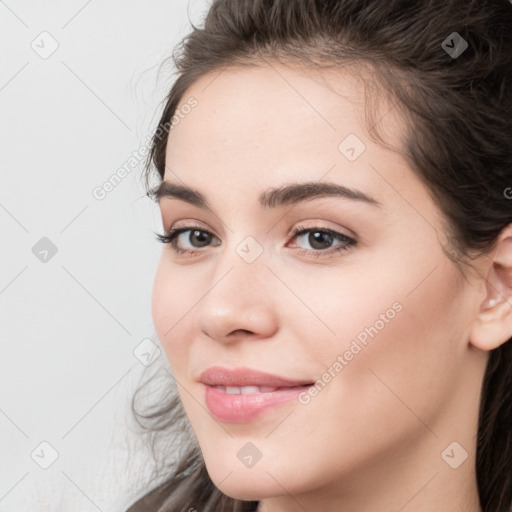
198, 366, 313, 388
199, 366, 314, 423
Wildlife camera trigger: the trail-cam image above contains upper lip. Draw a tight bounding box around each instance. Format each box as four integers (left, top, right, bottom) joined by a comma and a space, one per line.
198, 366, 314, 388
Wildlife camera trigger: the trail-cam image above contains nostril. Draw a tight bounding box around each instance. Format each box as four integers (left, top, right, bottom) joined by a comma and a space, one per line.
230, 329, 254, 336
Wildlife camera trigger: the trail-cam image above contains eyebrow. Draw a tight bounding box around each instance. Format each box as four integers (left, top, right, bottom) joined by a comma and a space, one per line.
150, 180, 382, 211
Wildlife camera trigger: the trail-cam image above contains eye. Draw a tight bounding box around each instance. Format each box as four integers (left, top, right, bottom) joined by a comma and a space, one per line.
154, 226, 219, 255
154, 223, 357, 258
287, 224, 357, 258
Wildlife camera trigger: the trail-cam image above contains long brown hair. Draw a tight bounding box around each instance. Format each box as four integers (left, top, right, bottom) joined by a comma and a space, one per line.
126, 1, 512, 510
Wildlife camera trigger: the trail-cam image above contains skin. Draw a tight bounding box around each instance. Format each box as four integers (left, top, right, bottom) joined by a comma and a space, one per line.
151, 61, 512, 512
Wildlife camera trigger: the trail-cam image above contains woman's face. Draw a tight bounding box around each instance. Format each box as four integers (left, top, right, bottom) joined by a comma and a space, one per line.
151, 63, 487, 507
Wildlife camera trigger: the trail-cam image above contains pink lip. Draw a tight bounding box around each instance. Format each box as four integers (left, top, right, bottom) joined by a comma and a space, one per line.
198, 366, 313, 387
199, 366, 314, 423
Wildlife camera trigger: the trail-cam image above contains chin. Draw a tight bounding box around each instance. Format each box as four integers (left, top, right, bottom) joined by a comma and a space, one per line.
205, 463, 288, 501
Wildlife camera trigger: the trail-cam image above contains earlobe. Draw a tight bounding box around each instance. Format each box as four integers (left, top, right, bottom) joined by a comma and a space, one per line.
469, 226, 512, 352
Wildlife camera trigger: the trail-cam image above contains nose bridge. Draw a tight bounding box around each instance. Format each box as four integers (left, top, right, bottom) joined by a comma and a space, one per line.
211, 231, 270, 298
193, 237, 277, 341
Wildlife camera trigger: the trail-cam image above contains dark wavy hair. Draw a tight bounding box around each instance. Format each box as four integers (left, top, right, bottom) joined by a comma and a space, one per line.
125, 1, 512, 511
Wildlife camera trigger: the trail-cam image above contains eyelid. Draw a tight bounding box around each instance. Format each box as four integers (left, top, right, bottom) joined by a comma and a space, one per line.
286, 219, 356, 240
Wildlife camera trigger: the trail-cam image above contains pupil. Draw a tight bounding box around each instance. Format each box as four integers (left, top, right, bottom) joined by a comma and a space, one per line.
310, 231, 332, 249
191, 230, 210, 247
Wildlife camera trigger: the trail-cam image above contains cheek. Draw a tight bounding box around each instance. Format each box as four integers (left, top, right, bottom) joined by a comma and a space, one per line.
151, 259, 194, 372
300, 253, 466, 436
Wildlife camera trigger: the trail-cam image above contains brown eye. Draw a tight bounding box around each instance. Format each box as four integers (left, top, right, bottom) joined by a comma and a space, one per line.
155, 226, 220, 254
288, 225, 357, 258
186, 229, 213, 248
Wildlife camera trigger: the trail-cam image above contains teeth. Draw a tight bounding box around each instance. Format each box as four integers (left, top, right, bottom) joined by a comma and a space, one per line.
214, 385, 279, 394
240, 386, 261, 394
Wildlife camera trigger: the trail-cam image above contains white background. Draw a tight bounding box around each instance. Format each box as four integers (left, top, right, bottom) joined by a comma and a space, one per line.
0, 1, 211, 510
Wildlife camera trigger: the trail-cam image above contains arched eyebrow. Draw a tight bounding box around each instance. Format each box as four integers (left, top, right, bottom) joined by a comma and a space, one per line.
150, 180, 382, 211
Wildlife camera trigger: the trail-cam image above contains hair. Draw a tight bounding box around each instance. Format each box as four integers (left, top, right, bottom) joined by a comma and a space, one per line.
126, 1, 512, 511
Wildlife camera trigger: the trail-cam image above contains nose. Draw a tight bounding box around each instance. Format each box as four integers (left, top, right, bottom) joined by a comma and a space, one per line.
193, 257, 279, 344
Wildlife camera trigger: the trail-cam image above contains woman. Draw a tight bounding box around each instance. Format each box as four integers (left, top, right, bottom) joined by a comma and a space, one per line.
126, 1, 512, 511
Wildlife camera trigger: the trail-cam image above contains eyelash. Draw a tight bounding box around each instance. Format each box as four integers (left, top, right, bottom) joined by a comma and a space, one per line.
154, 224, 357, 258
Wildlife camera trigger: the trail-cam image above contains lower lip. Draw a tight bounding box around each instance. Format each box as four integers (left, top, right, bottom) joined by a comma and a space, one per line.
204, 384, 312, 423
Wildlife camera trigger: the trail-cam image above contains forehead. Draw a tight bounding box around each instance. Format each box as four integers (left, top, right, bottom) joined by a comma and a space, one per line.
167, 62, 391, 159
163, 62, 415, 209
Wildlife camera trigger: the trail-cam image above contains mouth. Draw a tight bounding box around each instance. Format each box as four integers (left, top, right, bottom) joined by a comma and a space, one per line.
198, 367, 315, 423
203, 383, 314, 423
198, 365, 314, 388
211, 384, 310, 394
199, 366, 314, 423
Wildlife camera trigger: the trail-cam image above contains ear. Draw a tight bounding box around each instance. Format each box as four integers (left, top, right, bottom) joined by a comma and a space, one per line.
469, 224, 512, 351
